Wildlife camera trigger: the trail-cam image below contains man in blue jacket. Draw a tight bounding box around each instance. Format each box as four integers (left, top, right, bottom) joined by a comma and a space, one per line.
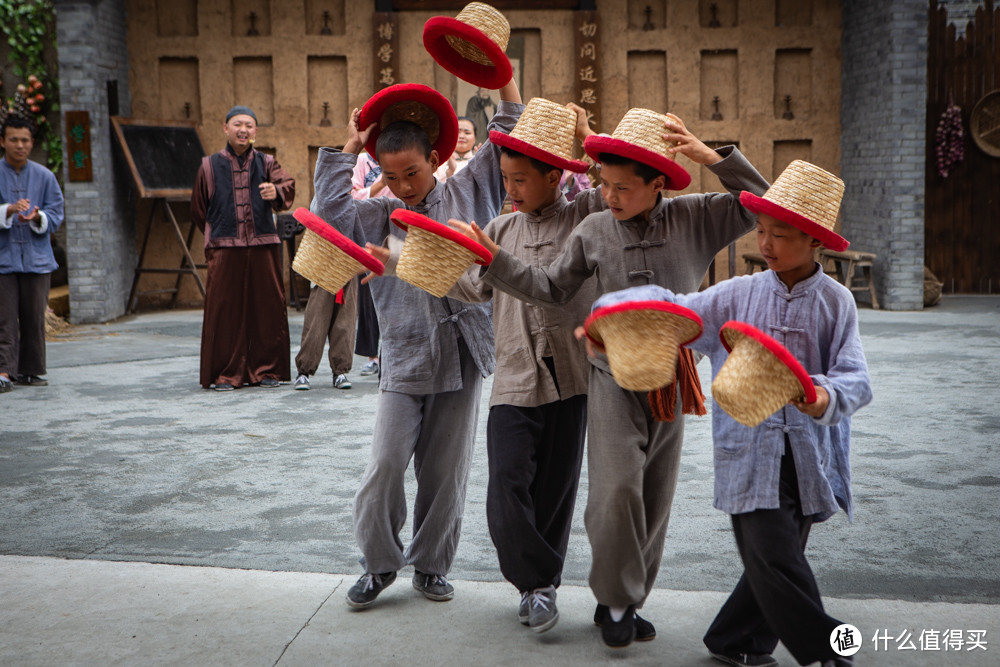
0, 115, 64, 393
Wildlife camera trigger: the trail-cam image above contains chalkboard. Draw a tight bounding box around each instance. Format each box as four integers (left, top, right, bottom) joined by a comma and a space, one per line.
111, 117, 205, 199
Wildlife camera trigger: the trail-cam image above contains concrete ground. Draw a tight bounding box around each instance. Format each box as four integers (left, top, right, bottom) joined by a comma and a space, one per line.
1, 295, 998, 665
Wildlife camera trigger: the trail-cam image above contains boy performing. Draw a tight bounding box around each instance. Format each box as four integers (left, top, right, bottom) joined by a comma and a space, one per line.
446, 98, 603, 633
311, 81, 522, 609
593, 160, 871, 667
462, 109, 768, 647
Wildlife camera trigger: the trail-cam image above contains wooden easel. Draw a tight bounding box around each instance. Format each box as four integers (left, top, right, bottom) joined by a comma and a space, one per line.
111, 117, 207, 312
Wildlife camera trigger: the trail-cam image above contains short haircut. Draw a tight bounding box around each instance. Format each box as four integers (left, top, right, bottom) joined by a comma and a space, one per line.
500, 145, 560, 177
375, 120, 432, 161
1, 116, 36, 139
598, 152, 663, 184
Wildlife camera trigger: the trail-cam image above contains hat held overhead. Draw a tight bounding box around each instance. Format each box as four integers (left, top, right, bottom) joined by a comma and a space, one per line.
583, 108, 692, 191
423, 2, 513, 89
584, 300, 703, 392
359, 83, 459, 161
711, 321, 817, 428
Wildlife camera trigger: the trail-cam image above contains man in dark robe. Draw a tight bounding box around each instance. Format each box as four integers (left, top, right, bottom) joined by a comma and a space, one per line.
190, 105, 295, 390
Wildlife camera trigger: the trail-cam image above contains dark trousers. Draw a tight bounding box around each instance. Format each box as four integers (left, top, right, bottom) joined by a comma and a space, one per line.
486, 393, 587, 592
354, 280, 380, 358
704, 440, 843, 665
0, 272, 50, 378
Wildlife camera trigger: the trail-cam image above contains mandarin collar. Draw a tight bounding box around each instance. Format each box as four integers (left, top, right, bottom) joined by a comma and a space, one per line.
767, 261, 827, 294
618, 192, 666, 226
523, 194, 568, 221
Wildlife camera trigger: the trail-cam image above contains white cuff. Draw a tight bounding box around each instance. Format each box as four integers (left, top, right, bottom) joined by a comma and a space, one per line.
30, 211, 49, 234
0, 205, 12, 229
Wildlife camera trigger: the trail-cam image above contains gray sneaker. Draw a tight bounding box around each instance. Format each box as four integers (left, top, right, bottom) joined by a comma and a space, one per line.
359, 360, 379, 376
333, 374, 352, 389
294, 374, 311, 390
346, 571, 396, 609
412, 570, 454, 601
518, 591, 530, 625
527, 586, 559, 633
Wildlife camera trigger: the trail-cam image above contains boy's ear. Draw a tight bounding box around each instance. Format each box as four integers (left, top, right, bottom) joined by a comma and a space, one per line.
546, 169, 562, 188
653, 174, 667, 191
428, 149, 440, 171
810, 238, 823, 249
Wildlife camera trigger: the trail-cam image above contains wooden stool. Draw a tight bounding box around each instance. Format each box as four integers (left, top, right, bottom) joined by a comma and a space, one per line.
819, 248, 880, 309
742, 253, 769, 274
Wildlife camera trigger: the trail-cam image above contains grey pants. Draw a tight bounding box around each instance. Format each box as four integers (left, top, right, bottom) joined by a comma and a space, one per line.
584, 364, 685, 608
352, 339, 482, 575
0, 272, 49, 378
295, 279, 358, 377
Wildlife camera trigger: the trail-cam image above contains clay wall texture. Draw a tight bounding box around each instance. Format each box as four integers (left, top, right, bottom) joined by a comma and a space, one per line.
55, 0, 135, 323
840, 0, 927, 310
121, 0, 843, 308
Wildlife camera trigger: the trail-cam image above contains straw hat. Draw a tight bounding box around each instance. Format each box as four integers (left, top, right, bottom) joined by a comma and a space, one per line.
583, 301, 703, 392
423, 2, 513, 89
489, 97, 589, 173
739, 160, 849, 251
711, 321, 817, 427
583, 108, 692, 191
359, 83, 458, 161
390, 209, 493, 298
291, 208, 385, 295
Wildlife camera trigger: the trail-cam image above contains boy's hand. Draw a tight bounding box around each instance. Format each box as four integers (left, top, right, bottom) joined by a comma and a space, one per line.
344, 108, 377, 155
7, 198, 31, 217
663, 113, 721, 166
568, 102, 594, 139
17, 205, 40, 222
360, 242, 391, 284
573, 325, 600, 358
790, 385, 829, 417
447, 219, 498, 256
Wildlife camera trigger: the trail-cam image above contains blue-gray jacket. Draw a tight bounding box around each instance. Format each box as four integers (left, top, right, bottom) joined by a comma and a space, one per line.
0, 159, 64, 274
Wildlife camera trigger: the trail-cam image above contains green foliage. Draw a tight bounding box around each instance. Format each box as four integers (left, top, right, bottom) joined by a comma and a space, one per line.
0, 0, 62, 174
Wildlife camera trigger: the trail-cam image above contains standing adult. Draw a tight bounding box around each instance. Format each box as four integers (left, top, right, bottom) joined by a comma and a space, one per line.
0, 115, 64, 393
191, 106, 295, 391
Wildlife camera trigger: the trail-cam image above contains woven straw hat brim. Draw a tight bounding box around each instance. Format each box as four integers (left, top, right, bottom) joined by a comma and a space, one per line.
490, 131, 589, 173
390, 208, 493, 265
584, 135, 692, 191
293, 208, 385, 275
359, 84, 458, 161
740, 191, 849, 252
711, 321, 817, 427
423, 12, 512, 89
583, 301, 703, 392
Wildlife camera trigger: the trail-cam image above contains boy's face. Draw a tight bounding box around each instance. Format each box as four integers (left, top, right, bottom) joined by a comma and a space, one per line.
500, 153, 560, 214
1, 126, 34, 168
598, 163, 666, 221
756, 213, 821, 283
378, 146, 440, 206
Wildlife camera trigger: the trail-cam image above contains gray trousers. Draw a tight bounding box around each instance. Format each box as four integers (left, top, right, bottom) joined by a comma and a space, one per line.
0, 272, 49, 378
584, 364, 685, 608
295, 279, 358, 377
352, 339, 482, 575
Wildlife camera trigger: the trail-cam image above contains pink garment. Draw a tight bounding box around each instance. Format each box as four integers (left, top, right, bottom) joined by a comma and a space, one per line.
351, 152, 396, 200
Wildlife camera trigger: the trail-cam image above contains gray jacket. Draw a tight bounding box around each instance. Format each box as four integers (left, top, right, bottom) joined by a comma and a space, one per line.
481, 146, 769, 375
311, 100, 524, 394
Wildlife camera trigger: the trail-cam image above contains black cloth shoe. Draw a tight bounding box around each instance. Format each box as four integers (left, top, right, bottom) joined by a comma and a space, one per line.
594, 603, 636, 648
412, 570, 454, 601
346, 571, 396, 609
15, 374, 47, 386
594, 604, 655, 641
709, 650, 779, 667
259, 378, 280, 387
213, 382, 235, 392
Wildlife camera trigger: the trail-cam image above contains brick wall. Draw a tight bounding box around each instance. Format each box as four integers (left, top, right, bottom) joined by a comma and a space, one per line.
840, 0, 926, 310
54, 0, 134, 323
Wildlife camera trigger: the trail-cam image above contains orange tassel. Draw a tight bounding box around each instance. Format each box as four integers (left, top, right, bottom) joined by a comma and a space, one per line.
648, 347, 707, 422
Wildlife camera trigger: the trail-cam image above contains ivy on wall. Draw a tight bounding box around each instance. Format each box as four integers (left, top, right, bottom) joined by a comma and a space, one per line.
0, 0, 62, 173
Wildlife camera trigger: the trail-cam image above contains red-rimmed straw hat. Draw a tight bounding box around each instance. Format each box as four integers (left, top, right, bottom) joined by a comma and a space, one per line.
490, 97, 589, 173
390, 209, 492, 298
583, 300, 703, 391
712, 320, 818, 427
583, 108, 692, 191
359, 83, 459, 160
423, 2, 513, 89
291, 208, 385, 295
739, 160, 849, 252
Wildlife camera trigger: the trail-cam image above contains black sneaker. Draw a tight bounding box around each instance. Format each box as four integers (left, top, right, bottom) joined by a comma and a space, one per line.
594, 603, 636, 648
594, 604, 655, 641
709, 651, 779, 667
412, 570, 454, 601
527, 586, 559, 633
15, 374, 47, 386
346, 571, 396, 609
518, 591, 530, 625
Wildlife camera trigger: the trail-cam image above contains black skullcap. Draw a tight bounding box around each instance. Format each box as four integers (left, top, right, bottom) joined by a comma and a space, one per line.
226, 106, 257, 123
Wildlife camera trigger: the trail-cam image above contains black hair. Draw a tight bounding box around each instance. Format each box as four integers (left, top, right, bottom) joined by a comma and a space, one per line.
1, 116, 36, 139
598, 152, 663, 184
456, 116, 475, 126
500, 145, 561, 177
375, 120, 433, 161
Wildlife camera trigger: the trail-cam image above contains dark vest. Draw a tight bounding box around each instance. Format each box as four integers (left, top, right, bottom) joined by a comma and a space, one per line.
205, 150, 277, 242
